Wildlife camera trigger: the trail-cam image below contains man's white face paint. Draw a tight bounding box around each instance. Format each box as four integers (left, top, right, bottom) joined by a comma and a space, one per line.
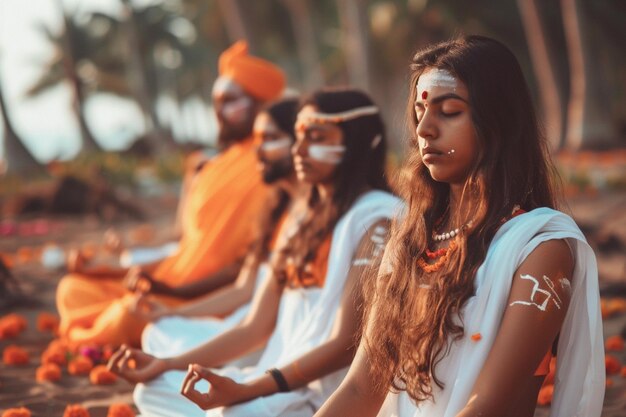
221, 96, 253, 124
308, 144, 346, 164
213, 76, 253, 125
259, 137, 293, 159
212, 76, 240, 96
509, 274, 564, 312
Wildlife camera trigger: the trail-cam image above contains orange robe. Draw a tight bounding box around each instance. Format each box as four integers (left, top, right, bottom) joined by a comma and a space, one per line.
56, 138, 269, 347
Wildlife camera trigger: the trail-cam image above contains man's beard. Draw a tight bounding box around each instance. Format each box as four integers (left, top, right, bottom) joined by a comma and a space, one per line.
217, 122, 253, 148
261, 159, 293, 184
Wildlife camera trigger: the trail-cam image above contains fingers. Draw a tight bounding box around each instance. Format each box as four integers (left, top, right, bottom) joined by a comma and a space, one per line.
181, 364, 213, 409
107, 345, 127, 373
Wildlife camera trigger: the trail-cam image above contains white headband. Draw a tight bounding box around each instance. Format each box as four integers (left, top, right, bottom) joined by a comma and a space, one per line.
296, 105, 379, 125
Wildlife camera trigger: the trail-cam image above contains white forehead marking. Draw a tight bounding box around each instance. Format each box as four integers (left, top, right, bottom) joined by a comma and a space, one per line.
416, 69, 458, 94
212, 75, 242, 95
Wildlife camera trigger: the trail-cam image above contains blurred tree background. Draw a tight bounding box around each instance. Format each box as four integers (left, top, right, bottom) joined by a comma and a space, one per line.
1, 0, 625, 177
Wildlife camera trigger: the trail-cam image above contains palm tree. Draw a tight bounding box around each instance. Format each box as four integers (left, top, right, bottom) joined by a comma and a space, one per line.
26, 4, 130, 154
0, 75, 45, 175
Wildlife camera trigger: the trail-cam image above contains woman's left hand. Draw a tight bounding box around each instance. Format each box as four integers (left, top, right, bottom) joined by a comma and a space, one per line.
181, 364, 250, 410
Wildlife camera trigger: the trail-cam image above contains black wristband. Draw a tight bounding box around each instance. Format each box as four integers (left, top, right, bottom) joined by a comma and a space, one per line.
266, 368, 290, 392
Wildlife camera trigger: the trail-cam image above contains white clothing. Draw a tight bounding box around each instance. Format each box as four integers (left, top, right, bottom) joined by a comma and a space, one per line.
120, 241, 180, 267
135, 190, 403, 417
377, 208, 605, 417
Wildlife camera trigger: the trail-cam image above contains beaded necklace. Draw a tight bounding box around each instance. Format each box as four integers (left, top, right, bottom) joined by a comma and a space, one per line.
418, 205, 523, 273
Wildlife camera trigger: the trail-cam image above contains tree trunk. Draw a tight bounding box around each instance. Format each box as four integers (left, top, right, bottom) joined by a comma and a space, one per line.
56, 0, 102, 154
120, 0, 164, 151
0, 80, 45, 175
281, 0, 324, 89
561, 0, 618, 149
216, 0, 250, 44
517, 0, 565, 150
337, 0, 372, 91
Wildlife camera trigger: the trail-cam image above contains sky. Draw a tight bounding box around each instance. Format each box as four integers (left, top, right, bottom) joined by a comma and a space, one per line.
0, 0, 215, 162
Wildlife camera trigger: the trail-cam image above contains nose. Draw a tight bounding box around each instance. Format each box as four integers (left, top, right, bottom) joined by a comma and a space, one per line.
416, 108, 438, 141
292, 139, 307, 157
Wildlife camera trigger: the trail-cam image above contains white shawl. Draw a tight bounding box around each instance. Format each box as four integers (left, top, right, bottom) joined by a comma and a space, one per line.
380, 207, 605, 417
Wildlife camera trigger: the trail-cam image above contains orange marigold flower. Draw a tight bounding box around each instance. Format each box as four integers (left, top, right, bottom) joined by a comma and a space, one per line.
68, 355, 94, 376
36, 363, 62, 382
3, 345, 29, 366
37, 312, 60, 333
89, 365, 117, 385
536, 384, 554, 406
41, 346, 68, 366
605, 354, 622, 375
542, 357, 558, 387
0, 314, 28, 339
605, 335, 625, 352
1, 407, 31, 417
0, 320, 22, 339
620, 365, 626, 378
606, 298, 626, 318
62, 404, 90, 417
470, 333, 482, 342
106, 404, 136, 417
2, 314, 27, 331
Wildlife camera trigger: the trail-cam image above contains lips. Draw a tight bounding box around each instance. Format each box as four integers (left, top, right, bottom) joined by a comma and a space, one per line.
422, 147, 444, 157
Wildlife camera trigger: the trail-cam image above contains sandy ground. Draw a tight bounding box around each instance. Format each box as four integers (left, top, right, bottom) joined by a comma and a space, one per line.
1, 190, 625, 416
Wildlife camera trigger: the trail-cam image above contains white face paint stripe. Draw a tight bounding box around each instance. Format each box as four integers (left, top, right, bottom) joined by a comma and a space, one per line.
259, 137, 292, 153
509, 274, 565, 311
308, 144, 346, 164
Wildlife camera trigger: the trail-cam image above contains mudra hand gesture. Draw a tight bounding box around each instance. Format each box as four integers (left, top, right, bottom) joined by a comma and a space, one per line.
181, 364, 250, 410
129, 293, 170, 322
107, 344, 168, 383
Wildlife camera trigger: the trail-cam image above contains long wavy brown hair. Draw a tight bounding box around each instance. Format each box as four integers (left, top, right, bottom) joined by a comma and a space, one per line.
273, 87, 390, 285
363, 35, 561, 402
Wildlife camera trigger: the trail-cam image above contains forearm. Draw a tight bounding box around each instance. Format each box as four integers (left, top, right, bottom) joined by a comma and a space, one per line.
241, 337, 355, 401
164, 321, 272, 370
170, 283, 254, 318
314, 377, 385, 417
167, 262, 241, 299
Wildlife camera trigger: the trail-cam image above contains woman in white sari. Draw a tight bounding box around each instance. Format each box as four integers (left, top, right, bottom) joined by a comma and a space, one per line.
108, 88, 403, 417
315, 36, 604, 417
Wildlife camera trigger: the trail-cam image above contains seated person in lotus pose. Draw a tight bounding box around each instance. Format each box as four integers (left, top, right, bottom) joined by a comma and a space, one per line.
108, 88, 403, 417
134, 97, 304, 360
314, 36, 604, 417
56, 41, 286, 347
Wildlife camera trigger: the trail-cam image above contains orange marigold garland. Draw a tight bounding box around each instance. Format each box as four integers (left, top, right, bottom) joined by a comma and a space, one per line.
107, 404, 136, 417
3, 345, 29, 366
68, 355, 94, 376
89, 365, 117, 385
1, 408, 31, 417
36, 363, 62, 382
417, 239, 458, 273
63, 404, 90, 417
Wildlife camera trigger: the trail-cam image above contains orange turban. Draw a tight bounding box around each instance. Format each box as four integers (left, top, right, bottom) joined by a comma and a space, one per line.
218, 41, 285, 101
